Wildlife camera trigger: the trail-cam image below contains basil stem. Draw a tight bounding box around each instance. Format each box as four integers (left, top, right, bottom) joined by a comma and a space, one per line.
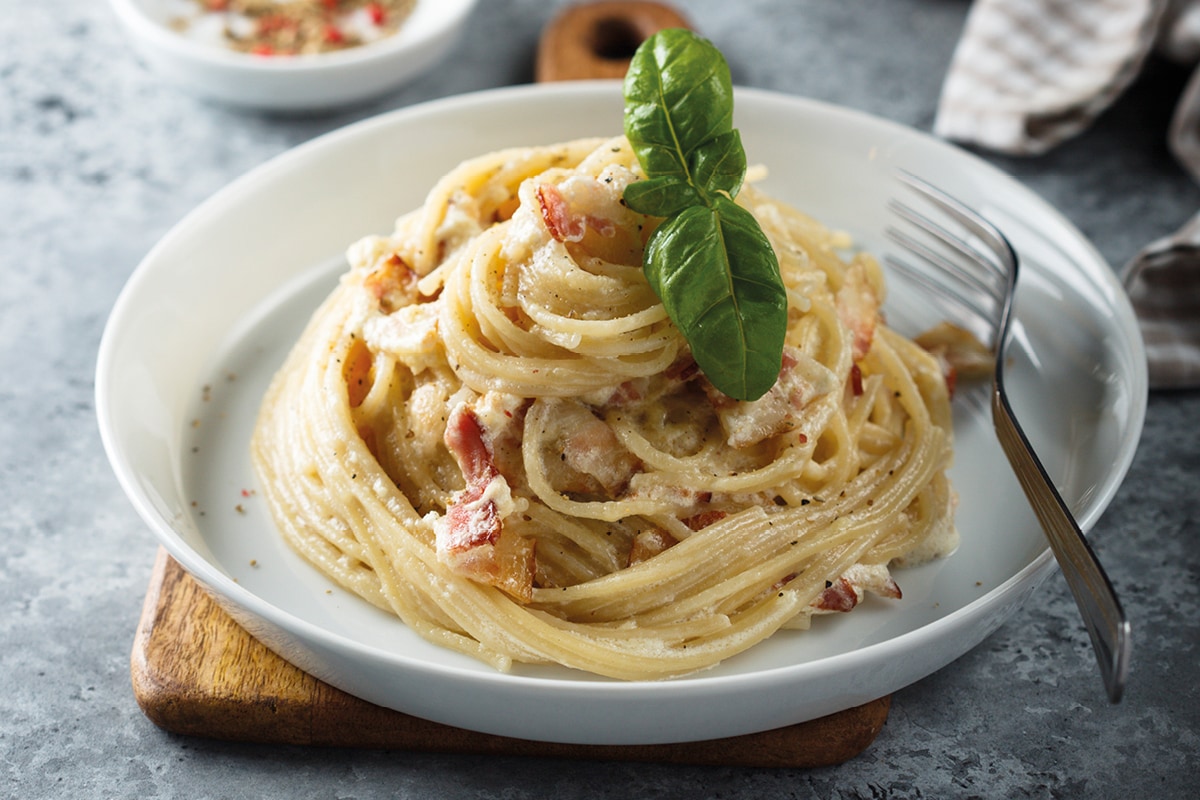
622, 29, 786, 401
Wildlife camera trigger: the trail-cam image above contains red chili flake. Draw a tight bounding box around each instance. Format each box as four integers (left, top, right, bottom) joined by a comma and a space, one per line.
321, 0, 339, 9
250, 43, 275, 56
366, 2, 386, 24
324, 24, 344, 44
206, 0, 228, 10
849, 363, 864, 396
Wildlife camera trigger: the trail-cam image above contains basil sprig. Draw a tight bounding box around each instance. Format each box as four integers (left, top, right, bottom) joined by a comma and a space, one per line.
623, 29, 787, 402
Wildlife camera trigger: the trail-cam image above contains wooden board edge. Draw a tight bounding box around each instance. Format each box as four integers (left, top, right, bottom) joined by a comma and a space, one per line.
131, 548, 891, 767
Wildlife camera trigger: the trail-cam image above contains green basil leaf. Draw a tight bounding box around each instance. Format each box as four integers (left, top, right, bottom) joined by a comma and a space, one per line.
622, 176, 701, 218
622, 28, 788, 401
643, 197, 787, 401
691, 130, 746, 198
623, 29, 734, 186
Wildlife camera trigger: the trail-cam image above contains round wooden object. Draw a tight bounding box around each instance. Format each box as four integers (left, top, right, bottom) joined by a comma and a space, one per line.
535, 1, 694, 82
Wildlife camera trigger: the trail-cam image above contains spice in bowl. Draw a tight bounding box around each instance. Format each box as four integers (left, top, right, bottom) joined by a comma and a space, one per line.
168, 0, 417, 57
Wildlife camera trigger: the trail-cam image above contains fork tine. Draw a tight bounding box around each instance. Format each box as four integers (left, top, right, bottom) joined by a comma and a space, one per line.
886, 169, 1131, 704
892, 171, 1019, 327
895, 171, 1016, 273
887, 205, 1005, 302
885, 226, 1003, 336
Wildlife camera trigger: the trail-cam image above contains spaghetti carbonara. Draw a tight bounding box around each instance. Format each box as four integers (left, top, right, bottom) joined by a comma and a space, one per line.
251, 136, 958, 679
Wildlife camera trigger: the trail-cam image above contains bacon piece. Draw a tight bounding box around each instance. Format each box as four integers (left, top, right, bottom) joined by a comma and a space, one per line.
627, 528, 678, 567
535, 174, 646, 265
537, 184, 584, 242
557, 405, 641, 496
363, 254, 424, 314
492, 529, 536, 602
536, 183, 616, 243
706, 347, 827, 448
814, 577, 860, 612
665, 354, 700, 383
440, 406, 501, 547
914, 321, 994, 397
342, 336, 373, 408
812, 563, 902, 614
603, 378, 646, 406
469, 392, 529, 485
836, 261, 880, 362
586, 357, 694, 410
363, 302, 439, 364
438, 404, 534, 602
682, 509, 727, 531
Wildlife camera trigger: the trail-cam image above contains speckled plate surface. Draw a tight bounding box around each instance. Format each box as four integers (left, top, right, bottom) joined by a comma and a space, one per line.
95, 83, 1146, 745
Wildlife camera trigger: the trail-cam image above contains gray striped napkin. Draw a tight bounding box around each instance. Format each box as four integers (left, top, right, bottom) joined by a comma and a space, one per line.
1121, 214, 1200, 388
935, 0, 1200, 389
934, 0, 1166, 156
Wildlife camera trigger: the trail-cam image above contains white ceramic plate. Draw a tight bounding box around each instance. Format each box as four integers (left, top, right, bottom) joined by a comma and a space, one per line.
96, 83, 1146, 745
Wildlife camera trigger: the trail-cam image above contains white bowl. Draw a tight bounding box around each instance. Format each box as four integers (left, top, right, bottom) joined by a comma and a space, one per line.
108, 0, 478, 111
96, 83, 1146, 745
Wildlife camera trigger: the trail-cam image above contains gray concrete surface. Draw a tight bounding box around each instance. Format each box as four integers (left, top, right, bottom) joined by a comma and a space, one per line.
2, 1, 1197, 797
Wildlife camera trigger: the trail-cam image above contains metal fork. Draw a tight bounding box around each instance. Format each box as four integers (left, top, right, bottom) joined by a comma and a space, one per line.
885, 171, 1131, 704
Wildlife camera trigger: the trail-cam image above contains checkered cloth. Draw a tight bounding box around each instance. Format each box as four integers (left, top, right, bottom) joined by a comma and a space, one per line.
935, 0, 1200, 388
1121, 214, 1200, 388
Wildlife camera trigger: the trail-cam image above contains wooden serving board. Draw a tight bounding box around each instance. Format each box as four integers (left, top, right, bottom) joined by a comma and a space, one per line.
131, 548, 890, 767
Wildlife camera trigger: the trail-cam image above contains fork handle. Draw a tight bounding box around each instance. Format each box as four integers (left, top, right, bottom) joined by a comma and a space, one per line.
991, 389, 1131, 703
